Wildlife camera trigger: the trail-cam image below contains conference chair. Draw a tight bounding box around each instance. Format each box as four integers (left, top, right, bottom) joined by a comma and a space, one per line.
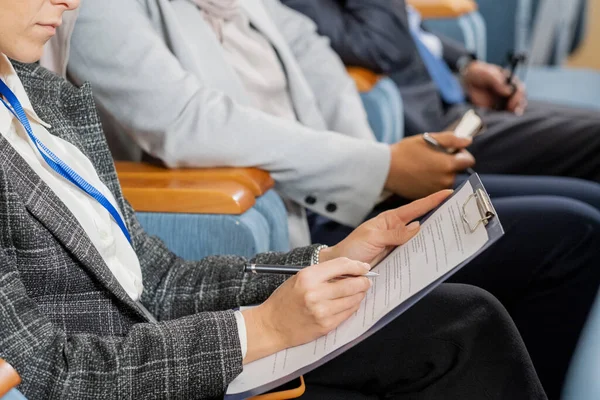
474, 0, 586, 66
115, 163, 290, 260
347, 68, 404, 144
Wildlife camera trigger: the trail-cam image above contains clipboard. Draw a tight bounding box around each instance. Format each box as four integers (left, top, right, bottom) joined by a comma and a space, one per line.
227, 174, 503, 399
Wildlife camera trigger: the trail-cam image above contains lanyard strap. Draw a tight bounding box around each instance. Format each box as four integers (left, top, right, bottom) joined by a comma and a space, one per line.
0, 79, 131, 243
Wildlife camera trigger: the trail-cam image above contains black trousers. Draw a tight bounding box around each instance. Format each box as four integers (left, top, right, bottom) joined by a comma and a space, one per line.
455, 101, 600, 182
301, 284, 546, 399
309, 183, 600, 399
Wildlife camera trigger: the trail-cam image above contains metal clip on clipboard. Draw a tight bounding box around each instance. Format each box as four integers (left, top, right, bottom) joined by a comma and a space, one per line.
462, 188, 495, 232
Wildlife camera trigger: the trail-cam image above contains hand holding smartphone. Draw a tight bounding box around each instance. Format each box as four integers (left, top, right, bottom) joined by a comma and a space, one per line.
445, 109, 484, 153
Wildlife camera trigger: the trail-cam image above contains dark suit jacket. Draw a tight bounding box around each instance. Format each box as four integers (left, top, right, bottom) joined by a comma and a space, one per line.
282, 0, 471, 134
0, 62, 317, 399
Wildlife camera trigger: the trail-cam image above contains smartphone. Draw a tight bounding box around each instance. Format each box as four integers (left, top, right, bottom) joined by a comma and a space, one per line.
453, 109, 484, 139
446, 109, 485, 153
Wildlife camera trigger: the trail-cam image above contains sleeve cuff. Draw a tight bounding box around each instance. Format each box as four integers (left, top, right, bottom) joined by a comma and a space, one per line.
234, 310, 248, 359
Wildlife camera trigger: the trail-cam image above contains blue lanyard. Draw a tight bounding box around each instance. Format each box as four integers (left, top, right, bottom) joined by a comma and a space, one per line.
0, 79, 131, 243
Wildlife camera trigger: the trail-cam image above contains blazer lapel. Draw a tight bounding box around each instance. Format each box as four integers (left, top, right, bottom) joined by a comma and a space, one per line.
19, 66, 131, 226
1, 66, 147, 320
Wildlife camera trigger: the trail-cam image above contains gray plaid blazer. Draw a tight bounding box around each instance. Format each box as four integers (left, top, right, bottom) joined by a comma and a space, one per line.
0, 62, 317, 399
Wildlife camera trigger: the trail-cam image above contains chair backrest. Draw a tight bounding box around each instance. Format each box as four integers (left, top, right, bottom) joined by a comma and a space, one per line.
475, 0, 587, 66
0, 359, 21, 398
527, 0, 584, 66
347, 67, 404, 144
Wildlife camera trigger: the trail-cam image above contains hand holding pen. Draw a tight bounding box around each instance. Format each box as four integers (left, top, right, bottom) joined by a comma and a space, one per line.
423, 132, 476, 175
496, 52, 527, 112
239, 191, 452, 363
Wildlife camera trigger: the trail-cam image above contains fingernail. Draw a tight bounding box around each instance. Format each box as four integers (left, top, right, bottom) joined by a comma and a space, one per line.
362, 262, 371, 270
455, 152, 474, 162
407, 221, 420, 231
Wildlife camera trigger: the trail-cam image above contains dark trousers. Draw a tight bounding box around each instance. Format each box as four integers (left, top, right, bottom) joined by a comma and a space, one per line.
302, 284, 546, 399
458, 101, 600, 182
309, 176, 600, 399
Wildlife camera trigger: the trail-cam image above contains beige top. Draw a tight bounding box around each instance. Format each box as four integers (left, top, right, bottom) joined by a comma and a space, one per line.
195, 1, 297, 122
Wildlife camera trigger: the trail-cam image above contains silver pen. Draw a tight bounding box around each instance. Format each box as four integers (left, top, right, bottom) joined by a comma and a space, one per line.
243, 263, 379, 277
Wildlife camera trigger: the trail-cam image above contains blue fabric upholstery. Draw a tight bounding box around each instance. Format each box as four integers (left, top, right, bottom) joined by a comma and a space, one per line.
136, 189, 289, 260
244, 189, 290, 252
524, 67, 600, 109
360, 77, 404, 144
475, 0, 587, 65
1, 390, 27, 400
473, 0, 520, 65
423, 11, 487, 60
527, 0, 587, 64
562, 289, 600, 399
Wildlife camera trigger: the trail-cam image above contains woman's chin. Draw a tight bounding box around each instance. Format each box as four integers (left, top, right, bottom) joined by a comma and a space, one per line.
4, 45, 44, 64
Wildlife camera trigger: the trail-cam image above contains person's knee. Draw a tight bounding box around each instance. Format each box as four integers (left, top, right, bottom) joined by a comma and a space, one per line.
436, 284, 516, 338
501, 196, 600, 248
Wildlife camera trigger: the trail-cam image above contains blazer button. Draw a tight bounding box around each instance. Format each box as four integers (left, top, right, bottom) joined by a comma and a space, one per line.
326, 203, 338, 213
305, 195, 317, 205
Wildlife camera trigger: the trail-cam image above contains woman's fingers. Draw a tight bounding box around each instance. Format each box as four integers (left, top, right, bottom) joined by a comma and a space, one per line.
326, 276, 371, 299
379, 190, 452, 229
308, 257, 371, 283
320, 291, 367, 318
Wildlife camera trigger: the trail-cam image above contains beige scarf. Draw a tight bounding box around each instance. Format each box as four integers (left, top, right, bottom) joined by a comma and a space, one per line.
191, 0, 240, 42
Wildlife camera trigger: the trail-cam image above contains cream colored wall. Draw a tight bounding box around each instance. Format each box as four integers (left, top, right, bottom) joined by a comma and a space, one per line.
568, 0, 600, 69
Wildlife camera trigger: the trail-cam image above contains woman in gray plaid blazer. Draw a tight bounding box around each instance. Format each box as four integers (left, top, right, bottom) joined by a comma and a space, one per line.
0, 1, 550, 399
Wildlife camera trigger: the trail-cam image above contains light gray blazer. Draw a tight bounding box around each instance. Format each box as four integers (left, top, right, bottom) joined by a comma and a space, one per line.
67, 0, 391, 246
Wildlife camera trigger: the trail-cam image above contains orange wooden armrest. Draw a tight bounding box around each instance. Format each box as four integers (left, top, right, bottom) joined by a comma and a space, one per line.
115, 162, 274, 196
117, 175, 255, 214
407, 0, 477, 19
0, 359, 21, 397
249, 376, 306, 400
346, 67, 382, 92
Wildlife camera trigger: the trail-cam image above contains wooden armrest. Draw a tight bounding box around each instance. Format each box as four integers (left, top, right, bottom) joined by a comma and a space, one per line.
115, 162, 274, 196
250, 376, 306, 400
118, 176, 256, 214
346, 67, 382, 92
407, 0, 477, 19
0, 359, 21, 397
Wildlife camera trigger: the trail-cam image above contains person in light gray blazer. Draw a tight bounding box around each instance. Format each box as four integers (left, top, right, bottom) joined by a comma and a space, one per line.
0, 2, 548, 399
64, 0, 476, 248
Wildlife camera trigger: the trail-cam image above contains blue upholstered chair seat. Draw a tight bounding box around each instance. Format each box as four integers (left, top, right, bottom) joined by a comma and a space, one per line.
524, 67, 600, 109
